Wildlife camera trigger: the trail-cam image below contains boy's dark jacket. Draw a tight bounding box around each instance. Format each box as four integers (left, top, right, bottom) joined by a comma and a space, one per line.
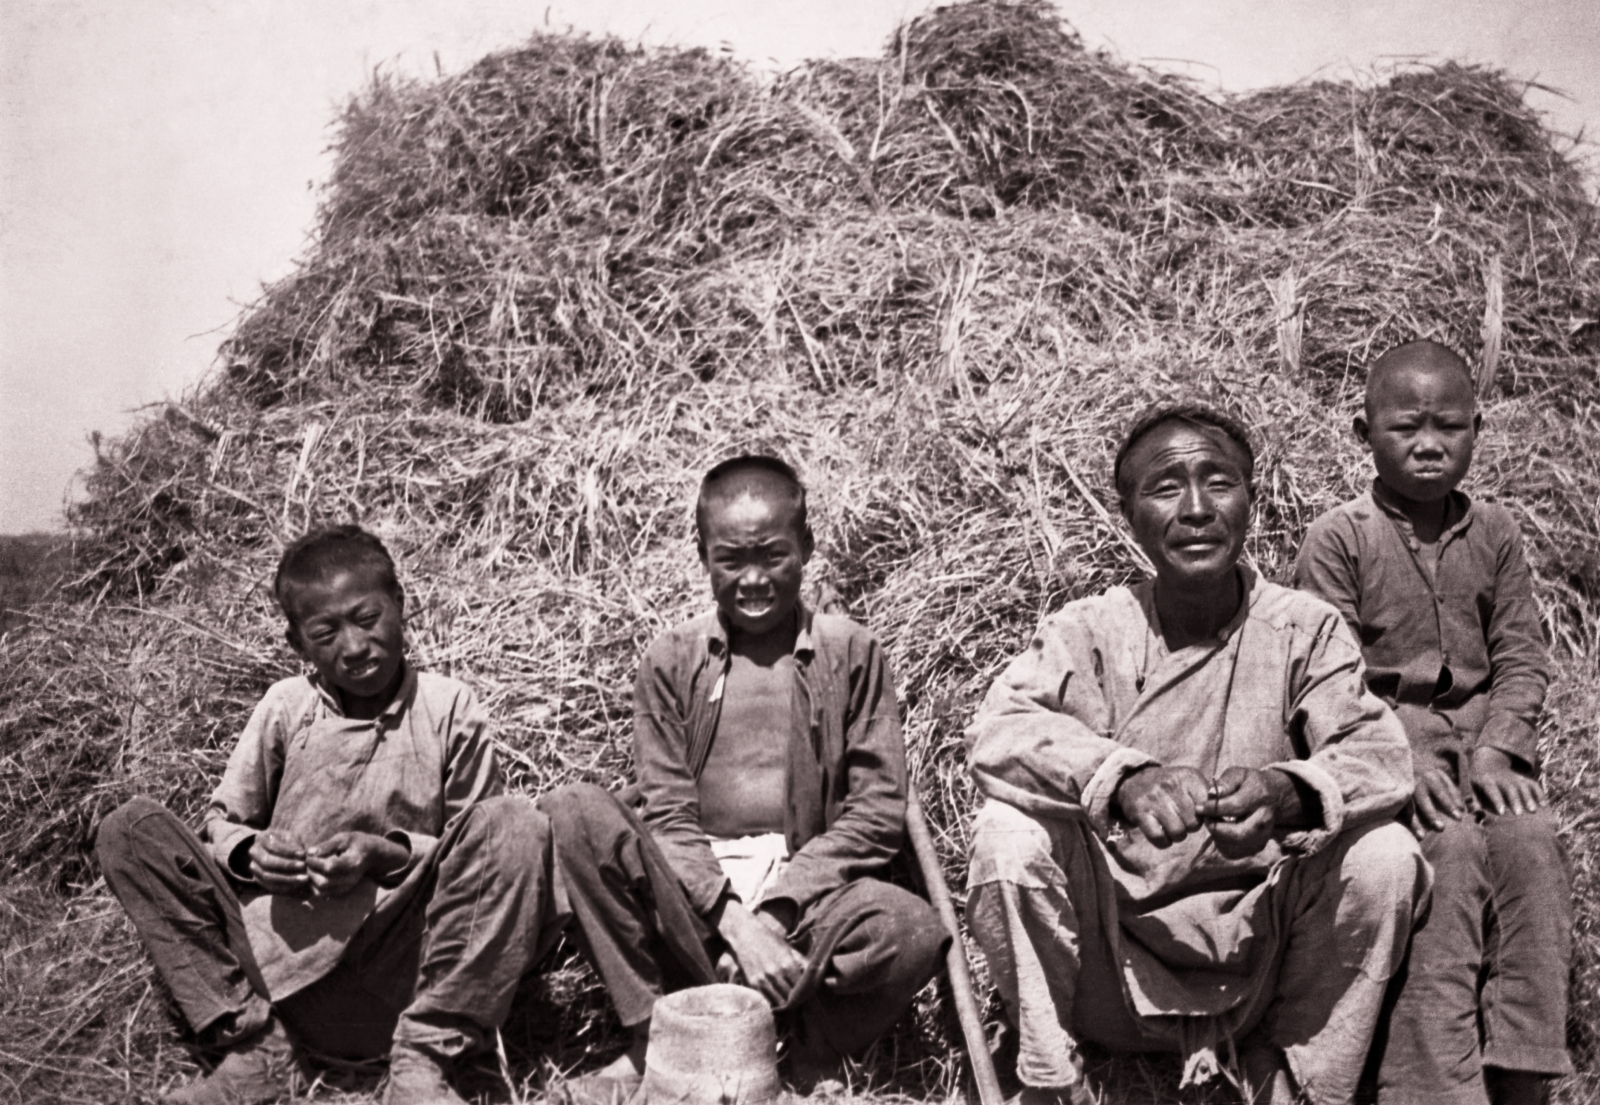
1294, 481, 1549, 777
630, 603, 907, 918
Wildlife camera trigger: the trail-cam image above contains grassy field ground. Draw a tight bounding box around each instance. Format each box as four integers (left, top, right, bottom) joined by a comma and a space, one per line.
4, 1, 1599, 1102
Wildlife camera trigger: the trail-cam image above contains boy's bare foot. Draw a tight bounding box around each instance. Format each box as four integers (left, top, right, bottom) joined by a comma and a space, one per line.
1485, 1068, 1551, 1105
163, 1016, 295, 1105
384, 1044, 466, 1105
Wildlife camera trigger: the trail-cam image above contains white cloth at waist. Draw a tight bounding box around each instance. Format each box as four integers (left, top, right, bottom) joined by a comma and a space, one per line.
710, 832, 790, 907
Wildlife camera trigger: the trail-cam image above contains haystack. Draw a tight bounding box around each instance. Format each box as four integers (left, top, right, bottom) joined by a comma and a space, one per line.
4, 2, 1598, 1101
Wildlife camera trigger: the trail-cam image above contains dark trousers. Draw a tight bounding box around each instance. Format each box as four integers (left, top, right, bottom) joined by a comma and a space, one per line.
96, 794, 558, 1061
1376, 809, 1573, 1104
538, 782, 947, 1062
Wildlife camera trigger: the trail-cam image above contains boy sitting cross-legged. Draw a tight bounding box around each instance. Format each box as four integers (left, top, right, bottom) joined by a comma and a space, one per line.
1294, 341, 1573, 1105
541, 455, 947, 1098
97, 524, 563, 1105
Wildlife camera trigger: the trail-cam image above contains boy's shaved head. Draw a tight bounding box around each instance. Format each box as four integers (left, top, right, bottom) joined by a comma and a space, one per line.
274, 524, 400, 625
1365, 340, 1475, 416
695, 455, 809, 544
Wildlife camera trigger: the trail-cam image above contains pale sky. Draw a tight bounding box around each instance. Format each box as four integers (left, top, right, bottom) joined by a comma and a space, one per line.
3, 0, 1596, 532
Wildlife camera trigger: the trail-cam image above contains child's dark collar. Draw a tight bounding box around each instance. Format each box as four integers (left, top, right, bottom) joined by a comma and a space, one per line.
706, 603, 815, 660
1370, 478, 1474, 538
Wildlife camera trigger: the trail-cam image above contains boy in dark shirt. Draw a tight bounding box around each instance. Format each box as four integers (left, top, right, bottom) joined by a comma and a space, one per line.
97, 526, 560, 1105
542, 456, 946, 1097
1294, 341, 1572, 1105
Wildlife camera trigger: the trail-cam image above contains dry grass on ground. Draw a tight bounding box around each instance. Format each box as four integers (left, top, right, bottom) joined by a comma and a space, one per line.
4, 2, 1599, 1102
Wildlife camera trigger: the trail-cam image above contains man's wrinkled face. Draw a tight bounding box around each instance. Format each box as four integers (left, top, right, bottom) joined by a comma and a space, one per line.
284, 568, 406, 709
1119, 421, 1253, 591
698, 491, 812, 638
1357, 363, 1479, 506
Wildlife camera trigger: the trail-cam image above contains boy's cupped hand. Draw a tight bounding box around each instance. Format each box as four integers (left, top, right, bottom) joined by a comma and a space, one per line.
305, 832, 410, 898
249, 829, 311, 896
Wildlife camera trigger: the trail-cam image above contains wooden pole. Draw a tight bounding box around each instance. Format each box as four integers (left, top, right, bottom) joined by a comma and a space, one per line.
905, 787, 1004, 1105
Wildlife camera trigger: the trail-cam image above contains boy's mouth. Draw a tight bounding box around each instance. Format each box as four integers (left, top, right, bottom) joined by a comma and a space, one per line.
735, 596, 775, 617
345, 657, 384, 681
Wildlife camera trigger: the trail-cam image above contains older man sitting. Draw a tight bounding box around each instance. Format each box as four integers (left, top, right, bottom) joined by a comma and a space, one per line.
965, 403, 1427, 1105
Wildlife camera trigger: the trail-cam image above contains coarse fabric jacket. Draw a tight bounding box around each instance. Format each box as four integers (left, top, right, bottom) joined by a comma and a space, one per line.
1293, 482, 1549, 774
631, 604, 907, 918
965, 567, 1413, 1021
201, 666, 500, 1000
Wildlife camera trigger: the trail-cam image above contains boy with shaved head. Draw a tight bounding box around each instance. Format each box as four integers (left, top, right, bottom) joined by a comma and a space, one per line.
96, 525, 561, 1105
1296, 341, 1572, 1105
542, 456, 945, 1097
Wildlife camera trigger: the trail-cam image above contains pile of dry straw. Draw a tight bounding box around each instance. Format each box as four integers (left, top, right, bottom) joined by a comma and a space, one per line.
4, 2, 1599, 1101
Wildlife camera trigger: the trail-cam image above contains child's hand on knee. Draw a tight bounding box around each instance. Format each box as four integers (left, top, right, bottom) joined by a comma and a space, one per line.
1413, 767, 1465, 834
250, 829, 311, 896
1470, 746, 1544, 817
305, 831, 409, 897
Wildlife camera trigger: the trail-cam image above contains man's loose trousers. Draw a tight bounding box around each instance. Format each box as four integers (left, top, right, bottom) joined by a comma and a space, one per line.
968, 800, 1429, 1105
97, 794, 559, 1061
540, 782, 946, 1064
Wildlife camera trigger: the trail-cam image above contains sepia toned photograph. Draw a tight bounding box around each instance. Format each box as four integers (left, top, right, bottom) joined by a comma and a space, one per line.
4, 2, 1598, 1102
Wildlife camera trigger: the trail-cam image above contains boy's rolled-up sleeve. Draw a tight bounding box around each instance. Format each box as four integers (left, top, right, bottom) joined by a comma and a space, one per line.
202, 684, 296, 879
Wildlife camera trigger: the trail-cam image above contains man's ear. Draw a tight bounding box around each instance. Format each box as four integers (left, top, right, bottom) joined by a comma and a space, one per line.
800, 525, 816, 564
1472, 410, 1484, 436
392, 583, 406, 615
285, 623, 307, 660
1352, 414, 1371, 447
696, 538, 709, 570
